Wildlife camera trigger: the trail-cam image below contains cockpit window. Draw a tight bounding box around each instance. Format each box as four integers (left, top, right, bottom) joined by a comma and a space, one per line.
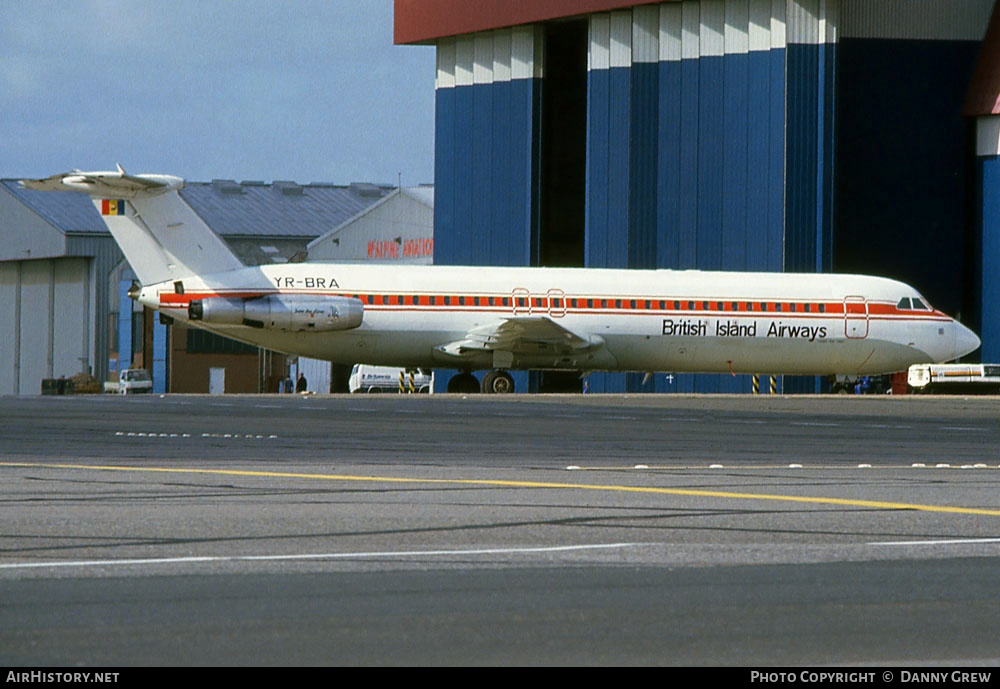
911, 297, 928, 310
897, 297, 911, 310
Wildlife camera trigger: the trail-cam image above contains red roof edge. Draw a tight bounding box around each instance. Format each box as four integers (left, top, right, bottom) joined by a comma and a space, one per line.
394, 0, 662, 45
964, 2, 1000, 116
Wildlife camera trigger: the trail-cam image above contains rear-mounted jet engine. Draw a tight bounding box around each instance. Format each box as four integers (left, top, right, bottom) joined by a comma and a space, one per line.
188, 295, 364, 332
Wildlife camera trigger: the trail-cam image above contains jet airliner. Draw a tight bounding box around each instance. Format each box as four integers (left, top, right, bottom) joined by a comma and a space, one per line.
22, 168, 980, 393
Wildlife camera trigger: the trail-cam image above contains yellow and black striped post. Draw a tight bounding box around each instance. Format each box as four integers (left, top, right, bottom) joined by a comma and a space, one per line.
408, 371, 415, 393
752, 375, 759, 395
398, 371, 404, 393
769, 375, 778, 395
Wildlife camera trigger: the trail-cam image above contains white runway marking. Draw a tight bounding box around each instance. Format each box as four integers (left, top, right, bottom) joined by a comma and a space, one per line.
870, 538, 1000, 546
0, 543, 644, 571
114, 431, 277, 439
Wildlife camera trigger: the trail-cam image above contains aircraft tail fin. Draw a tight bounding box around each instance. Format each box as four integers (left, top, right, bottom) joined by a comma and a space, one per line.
22, 167, 244, 285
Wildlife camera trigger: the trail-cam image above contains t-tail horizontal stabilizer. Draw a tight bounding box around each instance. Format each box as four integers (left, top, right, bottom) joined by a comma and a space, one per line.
22, 164, 184, 197
22, 167, 244, 285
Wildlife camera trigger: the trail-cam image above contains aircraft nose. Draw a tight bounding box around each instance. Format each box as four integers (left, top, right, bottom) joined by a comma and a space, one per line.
953, 321, 981, 360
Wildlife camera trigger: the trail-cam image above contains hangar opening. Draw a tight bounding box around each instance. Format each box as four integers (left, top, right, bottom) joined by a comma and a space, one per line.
538, 19, 588, 268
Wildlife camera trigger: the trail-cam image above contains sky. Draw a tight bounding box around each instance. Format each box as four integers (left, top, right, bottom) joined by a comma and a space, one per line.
0, 1, 437, 186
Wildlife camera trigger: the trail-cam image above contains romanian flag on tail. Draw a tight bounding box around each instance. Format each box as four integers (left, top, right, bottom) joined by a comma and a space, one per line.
101, 199, 125, 215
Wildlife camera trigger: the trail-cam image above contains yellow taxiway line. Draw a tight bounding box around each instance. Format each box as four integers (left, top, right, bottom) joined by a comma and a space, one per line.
3, 461, 1000, 517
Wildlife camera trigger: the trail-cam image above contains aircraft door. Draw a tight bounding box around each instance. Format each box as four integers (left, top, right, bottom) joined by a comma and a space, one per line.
546, 289, 566, 318
512, 287, 531, 316
843, 296, 869, 339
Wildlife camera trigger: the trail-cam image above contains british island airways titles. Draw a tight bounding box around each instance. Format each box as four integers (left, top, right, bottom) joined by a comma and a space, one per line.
662, 319, 828, 341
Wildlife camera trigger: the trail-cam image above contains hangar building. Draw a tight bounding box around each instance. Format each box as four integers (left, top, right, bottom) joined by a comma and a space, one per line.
307, 186, 434, 264
395, 0, 998, 393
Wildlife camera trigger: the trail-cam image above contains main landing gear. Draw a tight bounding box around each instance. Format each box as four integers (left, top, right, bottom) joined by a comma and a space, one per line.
445, 370, 516, 394
481, 370, 514, 394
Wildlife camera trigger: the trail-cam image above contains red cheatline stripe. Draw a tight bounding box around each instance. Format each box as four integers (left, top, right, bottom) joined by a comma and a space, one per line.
155, 291, 949, 323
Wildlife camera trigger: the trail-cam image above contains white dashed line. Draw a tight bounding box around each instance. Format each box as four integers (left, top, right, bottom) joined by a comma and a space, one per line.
115, 432, 276, 440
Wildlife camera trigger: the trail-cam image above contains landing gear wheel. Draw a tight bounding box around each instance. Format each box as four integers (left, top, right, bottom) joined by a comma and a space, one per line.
447, 372, 480, 394
481, 370, 515, 394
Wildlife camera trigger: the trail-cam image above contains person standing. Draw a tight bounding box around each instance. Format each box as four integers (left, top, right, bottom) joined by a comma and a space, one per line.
295, 372, 308, 393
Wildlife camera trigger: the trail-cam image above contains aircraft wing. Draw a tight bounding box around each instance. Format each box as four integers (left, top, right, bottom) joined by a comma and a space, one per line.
435, 316, 604, 363
466, 316, 592, 350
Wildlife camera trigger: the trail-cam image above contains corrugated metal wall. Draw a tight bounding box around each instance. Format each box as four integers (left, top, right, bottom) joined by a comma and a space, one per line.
434, 27, 544, 393
839, 0, 991, 40
785, 0, 836, 278
434, 27, 543, 267
976, 116, 1000, 362
430, 0, 992, 392
67, 235, 124, 387
0, 258, 94, 394
585, 0, 809, 392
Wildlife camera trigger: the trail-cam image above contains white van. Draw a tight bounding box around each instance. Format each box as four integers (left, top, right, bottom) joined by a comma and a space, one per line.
349, 365, 432, 394
103, 368, 154, 394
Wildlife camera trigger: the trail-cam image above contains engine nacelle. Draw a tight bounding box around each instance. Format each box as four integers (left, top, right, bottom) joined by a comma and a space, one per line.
188, 295, 363, 332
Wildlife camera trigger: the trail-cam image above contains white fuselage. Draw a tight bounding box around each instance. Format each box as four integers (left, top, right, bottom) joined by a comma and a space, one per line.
138, 263, 979, 376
